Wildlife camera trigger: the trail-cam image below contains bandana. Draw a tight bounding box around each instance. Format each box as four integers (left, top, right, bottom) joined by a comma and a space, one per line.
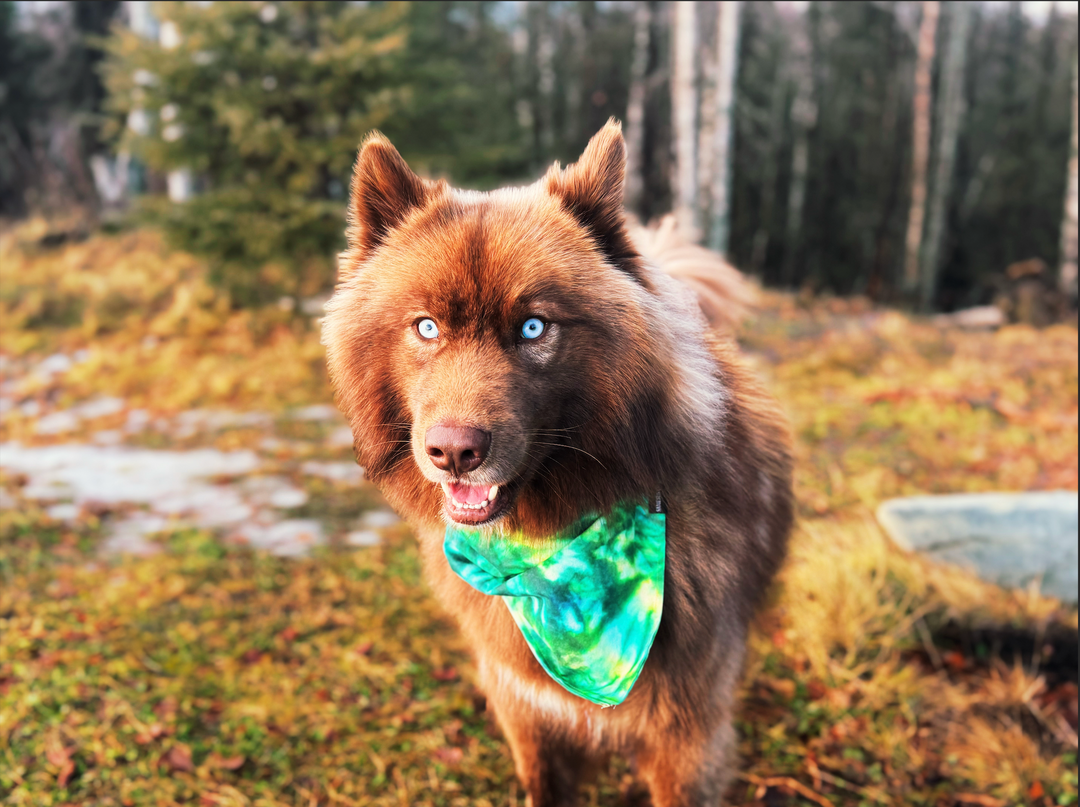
443, 501, 666, 706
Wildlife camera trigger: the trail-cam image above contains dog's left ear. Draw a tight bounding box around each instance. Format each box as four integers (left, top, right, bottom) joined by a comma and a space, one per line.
545, 119, 646, 284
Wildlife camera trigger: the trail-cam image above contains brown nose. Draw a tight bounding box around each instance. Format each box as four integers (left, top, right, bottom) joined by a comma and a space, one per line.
425, 424, 491, 476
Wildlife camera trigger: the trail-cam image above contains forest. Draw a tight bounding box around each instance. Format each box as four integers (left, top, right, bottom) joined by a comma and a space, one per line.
2, 1, 1077, 312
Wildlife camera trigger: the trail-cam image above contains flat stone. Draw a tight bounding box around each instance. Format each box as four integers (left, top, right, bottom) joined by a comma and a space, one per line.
290, 404, 341, 422
233, 518, 325, 557
101, 514, 169, 556
71, 397, 125, 420
35, 410, 80, 435
359, 509, 400, 529
92, 430, 124, 445
301, 460, 363, 484
124, 409, 151, 433
327, 426, 354, 449
0, 444, 260, 506
172, 409, 272, 437
931, 305, 1005, 330
35, 353, 73, 377
46, 503, 81, 521
345, 529, 381, 547
877, 491, 1078, 602
240, 475, 309, 509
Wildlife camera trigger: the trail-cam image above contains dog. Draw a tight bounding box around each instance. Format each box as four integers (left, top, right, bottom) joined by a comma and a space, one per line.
322, 121, 793, 806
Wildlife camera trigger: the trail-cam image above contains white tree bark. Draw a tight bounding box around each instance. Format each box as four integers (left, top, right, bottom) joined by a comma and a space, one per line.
671, 1, 699, 239
697, 4, 718, 237
708, 0, 740, 254
902, 0, 940, 293
624, 2, 652, 213
1060, 55, 1079, 300
920, 1, 971, 311
781, 24, 814, 288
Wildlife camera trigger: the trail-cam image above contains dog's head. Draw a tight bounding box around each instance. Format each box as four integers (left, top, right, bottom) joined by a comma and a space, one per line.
323, 122, 691, 536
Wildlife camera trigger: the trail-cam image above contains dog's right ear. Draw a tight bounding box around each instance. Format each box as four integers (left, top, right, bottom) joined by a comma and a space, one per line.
346, 133, 431, 260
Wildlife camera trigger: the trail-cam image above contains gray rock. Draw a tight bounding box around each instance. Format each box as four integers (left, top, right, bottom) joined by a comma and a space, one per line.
877, 491, 1078, 602
359, 509, 400, 529
35, 410, 80, 435
72, 397, 124, 420
327, 426, 354, 449
301, 460, 363, 484
290, 404, 341, 422
46, 502, 81, 521
345, 529, 381, 547
233, 518, 325, 557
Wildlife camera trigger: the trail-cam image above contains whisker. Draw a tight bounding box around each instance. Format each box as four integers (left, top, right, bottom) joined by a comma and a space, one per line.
530, 441, 608, 470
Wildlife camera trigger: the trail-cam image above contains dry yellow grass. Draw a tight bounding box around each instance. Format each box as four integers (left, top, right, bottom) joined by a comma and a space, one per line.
1, 226, 1076, 805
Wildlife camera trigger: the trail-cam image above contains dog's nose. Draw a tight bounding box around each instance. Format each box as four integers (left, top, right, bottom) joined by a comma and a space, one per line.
425, 424, 491, 475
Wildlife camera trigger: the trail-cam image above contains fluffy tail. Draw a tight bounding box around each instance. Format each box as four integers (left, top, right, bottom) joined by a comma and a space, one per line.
628, 214, 757, 332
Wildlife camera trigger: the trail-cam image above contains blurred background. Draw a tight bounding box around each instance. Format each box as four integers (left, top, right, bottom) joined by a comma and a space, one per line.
1, 3, 1078, 806
2, 0, 1077, 315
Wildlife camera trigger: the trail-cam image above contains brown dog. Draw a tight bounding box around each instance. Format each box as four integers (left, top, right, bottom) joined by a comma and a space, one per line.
322, 121, 793, 806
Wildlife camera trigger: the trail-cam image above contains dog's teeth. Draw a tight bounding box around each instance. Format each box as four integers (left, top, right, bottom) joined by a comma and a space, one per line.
488, 485, 499, 501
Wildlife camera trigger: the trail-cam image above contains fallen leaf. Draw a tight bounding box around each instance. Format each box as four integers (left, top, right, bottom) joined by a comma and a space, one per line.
207, 752, 245, 771
434, 747, 464, 765
160, 743, 194, 774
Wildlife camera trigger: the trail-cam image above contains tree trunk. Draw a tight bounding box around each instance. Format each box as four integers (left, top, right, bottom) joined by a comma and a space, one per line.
562, 4, 585, 148
671, 1, 699, 239
920, 1, 971, 312
624, 2, 652, 214
697, 3, 719, 239
708, 1, 741, 255
902, 0, 939, 294
781, 23, 815, 289
536, 4, 557, 158
1061, 54, 1079, 302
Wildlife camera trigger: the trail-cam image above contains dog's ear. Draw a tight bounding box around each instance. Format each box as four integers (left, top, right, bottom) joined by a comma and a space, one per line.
346, 132, 432, 259
545, 119, 647, 284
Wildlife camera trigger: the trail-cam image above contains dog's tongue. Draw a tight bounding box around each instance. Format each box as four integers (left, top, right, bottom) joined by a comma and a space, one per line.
448, 482, 489, 505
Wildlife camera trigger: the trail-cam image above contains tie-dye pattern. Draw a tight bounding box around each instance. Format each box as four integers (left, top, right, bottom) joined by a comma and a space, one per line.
444, 503, 666, 706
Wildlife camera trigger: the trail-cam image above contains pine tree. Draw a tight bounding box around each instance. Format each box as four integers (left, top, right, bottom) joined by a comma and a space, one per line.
102, 1, 415, 304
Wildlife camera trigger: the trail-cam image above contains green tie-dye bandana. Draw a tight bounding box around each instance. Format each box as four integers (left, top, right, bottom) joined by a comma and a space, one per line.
443, 502, 666, 706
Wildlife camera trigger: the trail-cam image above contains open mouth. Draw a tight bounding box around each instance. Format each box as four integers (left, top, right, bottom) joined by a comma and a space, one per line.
441, 481, 512, 525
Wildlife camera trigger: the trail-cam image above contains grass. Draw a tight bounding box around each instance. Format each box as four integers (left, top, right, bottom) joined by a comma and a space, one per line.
1, 225, 1077, 806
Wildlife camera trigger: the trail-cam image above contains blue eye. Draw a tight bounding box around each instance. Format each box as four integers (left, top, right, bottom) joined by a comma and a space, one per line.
521, 317, 545, 339
417, 318, 439, 339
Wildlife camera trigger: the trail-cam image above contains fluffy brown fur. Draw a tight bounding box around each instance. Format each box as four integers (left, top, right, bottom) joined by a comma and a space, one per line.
322, 121, 793, 806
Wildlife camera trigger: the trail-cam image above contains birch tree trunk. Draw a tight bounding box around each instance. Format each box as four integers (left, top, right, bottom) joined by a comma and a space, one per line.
671, 1, 699, 239
781, 23, 815, 288
920, 1, 971, 312
624, 2, 652, 213
709, 0, 741, 254
697, 3, 719, 239
1060, 55, 1079, 301
902, 0, 940, 294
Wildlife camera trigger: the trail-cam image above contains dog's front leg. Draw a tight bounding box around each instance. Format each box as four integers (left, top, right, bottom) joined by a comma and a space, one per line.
489, 697, 584, 807
635, 715, 736, 807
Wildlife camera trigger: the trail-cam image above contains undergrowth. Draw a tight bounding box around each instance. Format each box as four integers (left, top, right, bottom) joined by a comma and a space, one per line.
1, 225, 1077, 806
